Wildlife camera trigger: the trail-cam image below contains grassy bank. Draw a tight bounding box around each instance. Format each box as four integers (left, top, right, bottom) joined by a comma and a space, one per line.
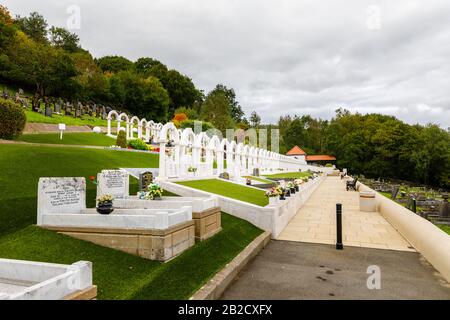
18, 133, 116, 147
177, 179, 268, 206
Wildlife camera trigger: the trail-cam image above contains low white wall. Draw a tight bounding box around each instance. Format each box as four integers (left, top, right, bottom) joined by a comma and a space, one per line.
40, 207, 192, 230
0, 259, 92, 300
159, 176, 326, 238
359, 183, 450, 282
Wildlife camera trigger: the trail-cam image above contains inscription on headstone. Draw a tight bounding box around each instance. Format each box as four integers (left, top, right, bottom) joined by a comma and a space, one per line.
37, 177, 86, 224
97, 170, 129, 199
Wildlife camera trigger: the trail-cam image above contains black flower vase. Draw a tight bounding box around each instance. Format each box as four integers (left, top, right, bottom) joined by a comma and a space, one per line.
280, 193, 286, 200
97, 201, 114, 215
295, 186, 300, 192
285, 189, 291, 197
290, 187, 296, 194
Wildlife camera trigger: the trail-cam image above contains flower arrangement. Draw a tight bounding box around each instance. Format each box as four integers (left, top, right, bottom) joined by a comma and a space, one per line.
188, 166, 198, 173
287, 182, 295, 189
294, 179, 303, 186
89, 175, 97, 184
265, 187, 282, 198
97, 194, 113, 206
139, 183, 164, 200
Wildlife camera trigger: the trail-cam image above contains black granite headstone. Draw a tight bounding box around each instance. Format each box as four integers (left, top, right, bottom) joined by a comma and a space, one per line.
139, 171, 154, 191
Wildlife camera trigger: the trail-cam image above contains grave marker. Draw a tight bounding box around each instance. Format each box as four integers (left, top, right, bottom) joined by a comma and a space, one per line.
37, 177, 86, 224
139, 171, 154, 191
97, 170, 129, 199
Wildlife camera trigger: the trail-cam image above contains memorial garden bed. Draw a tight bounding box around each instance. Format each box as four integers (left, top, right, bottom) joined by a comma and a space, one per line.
243, 176, 274, 184
177, 179, 268, 206
17, 133, 116, 147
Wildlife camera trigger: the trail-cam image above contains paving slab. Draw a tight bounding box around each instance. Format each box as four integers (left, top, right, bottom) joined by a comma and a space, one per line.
278, 177, 414, 252
221, 241, 450, 300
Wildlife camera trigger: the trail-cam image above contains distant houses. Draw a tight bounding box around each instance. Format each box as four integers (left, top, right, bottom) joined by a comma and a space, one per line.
286, 146, 336, 165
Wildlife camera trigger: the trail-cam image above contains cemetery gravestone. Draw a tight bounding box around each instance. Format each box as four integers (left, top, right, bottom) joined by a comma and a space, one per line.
440, 195, 449, 218
37, 177, 86, 224
139, 171, 154, 191
97, 170, 130, 199
45, 105, 53, 117
253, 168, 260, 177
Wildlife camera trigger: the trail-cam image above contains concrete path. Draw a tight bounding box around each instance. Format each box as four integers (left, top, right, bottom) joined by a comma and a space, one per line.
221, 241, 450, 300
278, 177, 414, 252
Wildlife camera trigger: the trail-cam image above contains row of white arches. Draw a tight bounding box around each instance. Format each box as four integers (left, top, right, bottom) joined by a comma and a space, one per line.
157, 122, 307, 179
105, 110, 314, 179
106, 110, 163, 142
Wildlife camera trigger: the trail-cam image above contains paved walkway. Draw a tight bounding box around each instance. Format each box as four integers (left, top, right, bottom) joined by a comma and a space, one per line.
221, 241, 450, 300
278, 177, 414, 252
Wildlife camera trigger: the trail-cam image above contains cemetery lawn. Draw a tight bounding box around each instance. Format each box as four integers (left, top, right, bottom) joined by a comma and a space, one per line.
25, 109, 108, 127
0, 213, 263, 300
263, 172, 312, 179
0, 144, 159, 235
244, 176, 274, 184
17, 133, 116, 147
177, 179, 268, 206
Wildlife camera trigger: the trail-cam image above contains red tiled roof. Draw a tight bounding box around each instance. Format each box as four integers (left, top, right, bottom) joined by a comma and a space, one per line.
286, 146, 307, 156
306, 155, 336, 161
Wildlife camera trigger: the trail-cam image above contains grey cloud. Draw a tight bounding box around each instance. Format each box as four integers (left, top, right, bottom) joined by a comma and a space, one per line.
4, 0, 450, 128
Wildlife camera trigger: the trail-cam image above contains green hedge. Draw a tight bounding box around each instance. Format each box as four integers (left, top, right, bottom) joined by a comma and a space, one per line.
0, 98, 26, 140
116, 130, 127, 148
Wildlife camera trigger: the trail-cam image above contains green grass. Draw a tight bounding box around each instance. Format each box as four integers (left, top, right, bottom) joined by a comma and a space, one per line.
244, 176, 274, 184
177, 179, 268, 206
438, 225, 450, 235
17, 133, 116, 147
0, 144, 159, 235
0, 213, 263, 299
25, 110, 109, 127
263, 171, 312, 179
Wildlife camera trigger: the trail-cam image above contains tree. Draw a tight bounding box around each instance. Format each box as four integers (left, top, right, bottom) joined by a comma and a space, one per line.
49, 26, 80, 52
0, 5, 15, 51
15, 12, 48, 43
200, 91, 235, 134
1, 31, 78, 96
250, 111, 261, 128
210, 84, 245, 122
96, 55, 133, 73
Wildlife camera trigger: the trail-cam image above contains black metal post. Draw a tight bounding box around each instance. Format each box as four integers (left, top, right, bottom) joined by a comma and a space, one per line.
336, 203, 343, 250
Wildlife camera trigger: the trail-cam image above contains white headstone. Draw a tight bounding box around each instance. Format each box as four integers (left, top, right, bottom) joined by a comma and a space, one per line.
97, 170, 129, 199
37, 177, 86, 225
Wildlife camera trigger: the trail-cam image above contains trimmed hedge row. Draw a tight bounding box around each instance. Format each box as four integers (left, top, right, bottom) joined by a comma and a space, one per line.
0, 98, 26, 140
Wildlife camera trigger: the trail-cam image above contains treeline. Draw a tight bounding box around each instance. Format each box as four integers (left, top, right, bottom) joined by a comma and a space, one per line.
0, 6, 251, 126
278, 109, 450, 189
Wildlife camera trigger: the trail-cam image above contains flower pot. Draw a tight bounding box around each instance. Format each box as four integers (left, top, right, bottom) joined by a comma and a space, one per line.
280, 194, 286, 200
295, 186, 300, 192
97, 202, 114, 215
285, 190, 291, 197
269, 197, 279, 205
290, 188, 296, 194
152, 196, 162, 200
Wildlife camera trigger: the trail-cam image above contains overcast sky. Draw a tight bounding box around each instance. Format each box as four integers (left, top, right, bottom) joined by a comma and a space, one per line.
4, 0, 450, 128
